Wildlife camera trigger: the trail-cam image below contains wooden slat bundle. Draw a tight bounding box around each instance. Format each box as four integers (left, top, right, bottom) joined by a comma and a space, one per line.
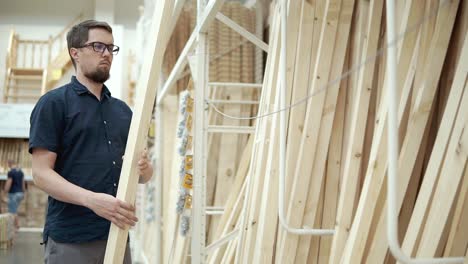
131, 0, 467, 262
238, 6, 281, 263
0, 139, 30, 174
229, 0, 466, 263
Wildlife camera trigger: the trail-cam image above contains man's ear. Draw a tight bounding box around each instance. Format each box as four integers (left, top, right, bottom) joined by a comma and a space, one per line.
70, 48, 79, 62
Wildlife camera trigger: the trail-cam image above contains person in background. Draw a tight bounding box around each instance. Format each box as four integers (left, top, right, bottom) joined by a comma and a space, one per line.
4, 159, 26, 229
29, 20, 153, 264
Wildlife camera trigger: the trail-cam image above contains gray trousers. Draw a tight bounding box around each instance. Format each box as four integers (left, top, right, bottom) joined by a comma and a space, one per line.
44, 237, 132, 264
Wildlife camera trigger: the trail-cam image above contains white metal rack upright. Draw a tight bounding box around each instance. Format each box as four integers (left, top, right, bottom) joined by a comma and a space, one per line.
155, 0, 268, 263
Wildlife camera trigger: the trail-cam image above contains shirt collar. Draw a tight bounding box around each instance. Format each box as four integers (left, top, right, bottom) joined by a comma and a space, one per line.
71, 76, 111, 99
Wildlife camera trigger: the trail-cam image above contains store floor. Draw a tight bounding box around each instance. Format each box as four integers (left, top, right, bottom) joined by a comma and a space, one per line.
0, 230, 43, 264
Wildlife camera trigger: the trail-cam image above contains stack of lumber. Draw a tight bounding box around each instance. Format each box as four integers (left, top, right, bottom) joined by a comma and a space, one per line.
134, 1, 259, 262
20, 183, 47, 227
0, 182, 47, 227
0, 213, 15, 250
204, 2, 256, 247
134, 0, 467, 263
0, 139, 31, 175
209, 0, 468, 263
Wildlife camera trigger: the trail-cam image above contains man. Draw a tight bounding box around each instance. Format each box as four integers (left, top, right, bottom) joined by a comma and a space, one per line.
29, 20, 153, 264
4, 159, 26, 229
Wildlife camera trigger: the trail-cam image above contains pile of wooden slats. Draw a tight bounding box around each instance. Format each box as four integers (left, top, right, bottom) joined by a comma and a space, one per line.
208, 0, 468, 263
0, 138, 30, 175
134, 0, 468, 262
0, 213, 15, 249
134, 1, 258, 262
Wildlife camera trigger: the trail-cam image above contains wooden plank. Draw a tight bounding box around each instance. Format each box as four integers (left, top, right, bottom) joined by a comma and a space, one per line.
220, 223, 240, 264
409, 0, 437, 116
365, 94, 433, 264
277, 0, 315, 256
342, 0, 369, 153
358, 0, 458, 262
249, 3, 311, 257
237, 7, 280, 262
103, 1, 174, 263
305, 179, 326, 264
251, 87, 280, 264
161, 94, 187, 264
399, 11, 466, 263
328, 0, 383, 262
276, 0, 344, 262
444, 162, 468, 257
284, 0, 304, 129
317, 53, 347, 264
338, 0, 457, 262
240, 28, 279, 264
295, 0, 354, 262
283, 0, 314, 211
366, 3, 440, 258
366, 6, 443, 263
208, 5, 244, 245
207, 137, 252, 264
208, 182, 245, 263
237, 6, 255, 171
416, 80, 468, 257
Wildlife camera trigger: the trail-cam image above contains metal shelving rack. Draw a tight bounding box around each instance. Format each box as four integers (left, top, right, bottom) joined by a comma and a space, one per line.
154, 0, 267, 262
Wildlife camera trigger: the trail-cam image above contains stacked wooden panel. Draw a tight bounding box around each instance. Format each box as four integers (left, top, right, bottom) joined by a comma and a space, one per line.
0, 213, 15, 249
135, 0, 467, 262
209, 0, 467, 263
135, 1, 258, 262
0, 139, 31, 175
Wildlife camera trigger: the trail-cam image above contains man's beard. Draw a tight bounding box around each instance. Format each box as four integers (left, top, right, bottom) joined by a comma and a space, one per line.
85, 67, 110, 83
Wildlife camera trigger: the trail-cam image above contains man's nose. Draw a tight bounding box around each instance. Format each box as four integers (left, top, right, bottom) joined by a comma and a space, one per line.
102, 47, 112, 57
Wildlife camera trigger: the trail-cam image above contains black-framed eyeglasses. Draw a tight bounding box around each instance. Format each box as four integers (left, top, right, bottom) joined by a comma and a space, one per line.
79, 42, 120, 55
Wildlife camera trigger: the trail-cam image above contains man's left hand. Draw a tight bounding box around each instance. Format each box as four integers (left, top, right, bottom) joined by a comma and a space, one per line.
137, 149, 153, 183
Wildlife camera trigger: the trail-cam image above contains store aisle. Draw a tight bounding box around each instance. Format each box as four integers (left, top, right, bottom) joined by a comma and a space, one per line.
0, 230, 43, 263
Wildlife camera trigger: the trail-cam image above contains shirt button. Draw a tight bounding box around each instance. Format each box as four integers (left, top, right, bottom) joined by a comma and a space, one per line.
113, 183, 117, 187
112, 161, 116, 165
104, 120, 107, 124
108, 141, 112, 145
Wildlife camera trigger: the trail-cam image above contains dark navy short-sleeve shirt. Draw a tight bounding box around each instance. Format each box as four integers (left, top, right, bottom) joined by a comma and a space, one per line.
29, 76, 132, 243
7, 168, 24, 193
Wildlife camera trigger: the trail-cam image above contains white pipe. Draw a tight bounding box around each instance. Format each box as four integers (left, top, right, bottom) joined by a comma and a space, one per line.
208, 82, 263, 88
208, 99, 260, 105
277, 0, 334, 236
385, 1, 464, 263
207, 125, 255, 134
206, 206, 225, 210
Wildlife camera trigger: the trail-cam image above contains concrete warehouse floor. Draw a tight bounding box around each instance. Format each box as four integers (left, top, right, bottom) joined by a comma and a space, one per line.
0, 231, 43, 263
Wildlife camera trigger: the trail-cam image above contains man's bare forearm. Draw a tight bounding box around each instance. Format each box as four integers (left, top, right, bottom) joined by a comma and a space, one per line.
33, 167, 93, 208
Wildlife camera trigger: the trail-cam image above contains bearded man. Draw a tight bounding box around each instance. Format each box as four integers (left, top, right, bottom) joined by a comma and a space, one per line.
29, 20, 153, 264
